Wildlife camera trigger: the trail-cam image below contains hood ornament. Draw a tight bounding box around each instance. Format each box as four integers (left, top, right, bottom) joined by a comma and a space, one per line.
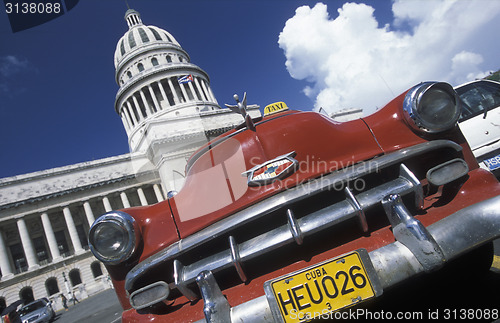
225, 92, 257, 131
243, 152, 298, 186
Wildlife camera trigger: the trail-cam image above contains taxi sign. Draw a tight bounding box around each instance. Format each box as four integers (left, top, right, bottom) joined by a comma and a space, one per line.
264, 249, 382, 323
264, 102, 289, 116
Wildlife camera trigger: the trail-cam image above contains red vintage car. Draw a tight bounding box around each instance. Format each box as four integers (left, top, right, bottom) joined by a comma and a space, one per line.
89, 82, 500, 322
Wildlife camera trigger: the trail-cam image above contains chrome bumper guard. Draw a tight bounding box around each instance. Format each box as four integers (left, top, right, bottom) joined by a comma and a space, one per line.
194, 194, 500, 323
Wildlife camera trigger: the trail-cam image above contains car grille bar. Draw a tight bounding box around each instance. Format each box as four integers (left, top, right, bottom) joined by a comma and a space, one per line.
177, 164, 421, 296
125, 140, 463, 303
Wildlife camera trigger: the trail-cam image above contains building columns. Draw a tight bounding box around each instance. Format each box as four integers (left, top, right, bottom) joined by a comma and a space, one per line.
187, 81, 199, 101
62, 207, 84, 255
200, 79, 212, 102
16, 218, 39, 270
83, 201, 96, 226
0, 231, 14, 279
167, 78, 180, 104
126, 101, 139, 124
179, 82, 189, 101
194, 78, 207, 101
132, 95, 144, 120
139, 89, 153, 115
157, 81, 170, 108
136, 188, 148, 206
41, 212, 62, 262
123, 106, 134, 129
102, 196, 112, 212
120, 192, 131, 208
153, 184, 164, 202
148, 85, 161, 112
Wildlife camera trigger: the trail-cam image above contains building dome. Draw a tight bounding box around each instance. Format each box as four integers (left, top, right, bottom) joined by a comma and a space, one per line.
114, 9, 182, 69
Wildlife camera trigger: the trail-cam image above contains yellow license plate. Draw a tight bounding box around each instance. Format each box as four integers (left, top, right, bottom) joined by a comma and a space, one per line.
264, 250, 381, 322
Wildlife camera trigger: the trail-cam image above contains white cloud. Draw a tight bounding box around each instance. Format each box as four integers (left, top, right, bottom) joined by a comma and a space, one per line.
278, 0, 500, 115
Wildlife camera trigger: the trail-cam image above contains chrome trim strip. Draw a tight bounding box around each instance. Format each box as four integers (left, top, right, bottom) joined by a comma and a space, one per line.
399, 164, 424, 209
229, 236, 247, 282
125, 140, 462, 292
286, 209, 303, 245
345, 187, 368, 232
173, 260, 197, 301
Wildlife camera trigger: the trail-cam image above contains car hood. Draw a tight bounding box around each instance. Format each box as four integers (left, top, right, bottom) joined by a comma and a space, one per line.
169, 111, 383, 238
19, 307, 48, 320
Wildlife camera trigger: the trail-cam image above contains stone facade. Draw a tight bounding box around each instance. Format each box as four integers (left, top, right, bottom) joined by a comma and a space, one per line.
0, 154, 163, 311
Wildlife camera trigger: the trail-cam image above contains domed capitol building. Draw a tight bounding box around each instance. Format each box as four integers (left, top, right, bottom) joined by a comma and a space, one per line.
0, 9, 260, 312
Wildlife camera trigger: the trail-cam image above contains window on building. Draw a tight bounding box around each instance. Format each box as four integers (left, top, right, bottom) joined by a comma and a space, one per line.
19, 287, 34, 304
152, 57, 159, 66
138, 27, 149, 43
54, 231, 70, 257
45, 277, 60, 296
138, 63, 144, 72
166, 55, 172, 63
127, 71, 132, 79
33, 236, 49, 264
9, 243, 27, 273
91, 262, 103, 278
76, 225, 88, 250
149, 27, 162, 41
163, 32, 172, 42
128, 31, 136, 48
120, 39, 125, 56
69, 269, 82, 287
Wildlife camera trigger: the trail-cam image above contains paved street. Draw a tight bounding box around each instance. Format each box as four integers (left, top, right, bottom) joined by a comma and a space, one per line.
52, 289, 121, 323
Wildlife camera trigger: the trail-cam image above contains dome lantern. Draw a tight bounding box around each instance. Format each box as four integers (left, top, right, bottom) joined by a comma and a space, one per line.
125, 9, 143, 28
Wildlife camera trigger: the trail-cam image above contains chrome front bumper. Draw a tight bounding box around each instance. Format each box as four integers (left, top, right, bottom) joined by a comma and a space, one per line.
194, 194, 500, 323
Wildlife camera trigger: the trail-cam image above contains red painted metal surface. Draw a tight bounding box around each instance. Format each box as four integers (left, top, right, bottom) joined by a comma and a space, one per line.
170, 111, 382, 238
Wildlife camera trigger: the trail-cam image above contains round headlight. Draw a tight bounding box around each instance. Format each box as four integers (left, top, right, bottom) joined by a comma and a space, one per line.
89, 211, 140, 265
403, 82, 461, 133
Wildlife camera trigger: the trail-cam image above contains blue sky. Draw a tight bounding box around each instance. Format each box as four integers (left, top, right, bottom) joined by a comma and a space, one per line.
0, 0, 498, 179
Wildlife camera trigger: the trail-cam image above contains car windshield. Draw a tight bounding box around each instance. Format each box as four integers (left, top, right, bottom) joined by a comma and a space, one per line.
457, 81, 500, 121
18, 301, 45, 315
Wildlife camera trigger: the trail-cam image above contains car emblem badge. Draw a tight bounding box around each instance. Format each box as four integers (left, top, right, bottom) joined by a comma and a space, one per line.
243, 152, 298, 186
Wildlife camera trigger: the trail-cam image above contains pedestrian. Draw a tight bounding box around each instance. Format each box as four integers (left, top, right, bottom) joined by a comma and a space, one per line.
71, 292, 80, 305
60, 294, 68, 311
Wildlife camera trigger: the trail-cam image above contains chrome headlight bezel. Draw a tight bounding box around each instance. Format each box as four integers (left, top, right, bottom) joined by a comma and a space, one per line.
403, 82, 461, 134
89, 211, 141, 265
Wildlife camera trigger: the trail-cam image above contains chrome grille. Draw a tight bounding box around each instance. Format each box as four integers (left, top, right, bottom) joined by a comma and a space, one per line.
125, 140, 464, 307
